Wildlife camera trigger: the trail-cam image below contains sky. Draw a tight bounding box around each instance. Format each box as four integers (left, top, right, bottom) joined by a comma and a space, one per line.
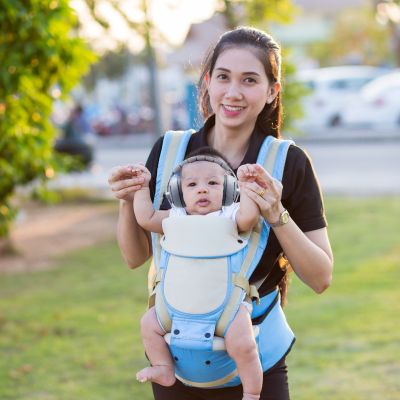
71, 0, 218, 53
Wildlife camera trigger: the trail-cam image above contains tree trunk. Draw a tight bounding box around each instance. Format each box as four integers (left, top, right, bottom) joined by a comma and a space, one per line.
0, 237, 17, 256
389, 21, 400, 67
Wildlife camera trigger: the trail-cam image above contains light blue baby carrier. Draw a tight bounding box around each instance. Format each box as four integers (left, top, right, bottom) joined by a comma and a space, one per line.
148, 129, 296, 388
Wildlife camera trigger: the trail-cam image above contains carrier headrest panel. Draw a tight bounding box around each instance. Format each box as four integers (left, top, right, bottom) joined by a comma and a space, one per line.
161, 215, 247, 257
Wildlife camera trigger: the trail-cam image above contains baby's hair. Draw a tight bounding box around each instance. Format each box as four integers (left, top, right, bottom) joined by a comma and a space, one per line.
185, 146, 234, 171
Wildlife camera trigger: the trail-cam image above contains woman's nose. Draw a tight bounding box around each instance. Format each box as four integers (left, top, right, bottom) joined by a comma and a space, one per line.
225, 82, 243, 99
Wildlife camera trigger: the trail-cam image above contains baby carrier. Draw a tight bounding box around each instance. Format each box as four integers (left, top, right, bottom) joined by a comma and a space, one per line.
148, 129, 296, 388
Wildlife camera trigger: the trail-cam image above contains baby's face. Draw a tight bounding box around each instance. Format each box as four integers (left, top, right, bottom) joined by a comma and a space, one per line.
180, 161, 225, 215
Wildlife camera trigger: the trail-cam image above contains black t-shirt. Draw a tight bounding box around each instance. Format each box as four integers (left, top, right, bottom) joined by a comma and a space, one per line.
145, 117, 327, 296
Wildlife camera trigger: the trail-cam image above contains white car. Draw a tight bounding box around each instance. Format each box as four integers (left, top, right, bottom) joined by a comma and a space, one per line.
340, 70, 400, 128
295, 66, 389, 129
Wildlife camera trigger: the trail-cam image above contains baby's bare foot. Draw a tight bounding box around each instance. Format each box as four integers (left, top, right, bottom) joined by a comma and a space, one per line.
136, 365, 176, 387
242, 393, 260, 400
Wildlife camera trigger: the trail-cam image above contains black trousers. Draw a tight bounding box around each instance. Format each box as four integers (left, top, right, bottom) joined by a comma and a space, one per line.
151, 358, 290, 400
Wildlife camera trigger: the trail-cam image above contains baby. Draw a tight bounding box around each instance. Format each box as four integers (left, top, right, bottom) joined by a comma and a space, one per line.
133, 148, 263, 400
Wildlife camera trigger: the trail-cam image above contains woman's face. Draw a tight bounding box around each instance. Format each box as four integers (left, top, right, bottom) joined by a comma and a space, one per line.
207, 47, 279, 132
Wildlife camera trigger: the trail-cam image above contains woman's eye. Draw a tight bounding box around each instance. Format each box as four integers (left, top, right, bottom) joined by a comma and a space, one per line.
217, 74, 228, 80
244, 77, 256, 83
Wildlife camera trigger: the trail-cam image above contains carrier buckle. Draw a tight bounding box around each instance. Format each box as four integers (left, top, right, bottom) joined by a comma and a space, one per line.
233, 274, 260, 305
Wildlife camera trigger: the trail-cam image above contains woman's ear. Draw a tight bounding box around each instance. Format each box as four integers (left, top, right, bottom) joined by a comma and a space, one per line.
266, 82, 281, 104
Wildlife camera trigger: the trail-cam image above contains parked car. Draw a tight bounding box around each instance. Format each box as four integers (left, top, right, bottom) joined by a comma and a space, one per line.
295, 66, 389, 129
340, 69, 400, 128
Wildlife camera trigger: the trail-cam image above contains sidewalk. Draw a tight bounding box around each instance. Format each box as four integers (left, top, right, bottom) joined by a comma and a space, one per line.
0, 202, 118, 273
94, 126, 400, 148
293, 126, 400, 144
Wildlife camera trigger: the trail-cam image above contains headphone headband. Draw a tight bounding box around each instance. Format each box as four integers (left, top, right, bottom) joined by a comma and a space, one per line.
172, 155, 235, 177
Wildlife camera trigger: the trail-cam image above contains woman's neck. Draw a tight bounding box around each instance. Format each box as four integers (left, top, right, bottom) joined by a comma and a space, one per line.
207, 122, 255, 169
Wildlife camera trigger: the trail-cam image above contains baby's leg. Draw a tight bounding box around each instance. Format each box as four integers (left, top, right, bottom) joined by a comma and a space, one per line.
225, 304, 262, 400
136, 307, 176, 387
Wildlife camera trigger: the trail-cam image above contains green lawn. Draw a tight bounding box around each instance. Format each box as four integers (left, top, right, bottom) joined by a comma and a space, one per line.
1, 197, 399, 399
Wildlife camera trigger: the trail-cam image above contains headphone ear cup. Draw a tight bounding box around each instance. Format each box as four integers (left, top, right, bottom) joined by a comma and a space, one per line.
222, 175, 239, 206
166, 174, 185, 208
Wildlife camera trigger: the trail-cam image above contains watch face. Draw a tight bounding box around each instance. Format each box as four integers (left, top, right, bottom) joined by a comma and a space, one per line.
281, 210, 290, 224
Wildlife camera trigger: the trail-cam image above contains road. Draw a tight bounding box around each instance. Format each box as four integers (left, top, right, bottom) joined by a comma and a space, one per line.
297, 140, 400, 195
54, 132, 400, 196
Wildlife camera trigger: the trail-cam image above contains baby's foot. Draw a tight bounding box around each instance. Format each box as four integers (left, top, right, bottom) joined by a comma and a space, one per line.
242, 393, 260, 400
136, 365, 176, 387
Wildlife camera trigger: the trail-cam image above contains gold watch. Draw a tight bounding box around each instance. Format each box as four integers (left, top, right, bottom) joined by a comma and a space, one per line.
269, 209, 290, 228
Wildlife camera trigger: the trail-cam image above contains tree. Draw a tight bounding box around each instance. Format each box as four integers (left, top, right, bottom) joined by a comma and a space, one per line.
82, 0, 163, 141
221, 0, 294, 29
374, 0, 400, 66
83, 46, 137, 92
0, 0, 95, 239
309, 6, 392, 67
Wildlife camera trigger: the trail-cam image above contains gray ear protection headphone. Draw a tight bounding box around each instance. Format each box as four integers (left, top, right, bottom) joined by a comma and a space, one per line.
165, 155, 240, 208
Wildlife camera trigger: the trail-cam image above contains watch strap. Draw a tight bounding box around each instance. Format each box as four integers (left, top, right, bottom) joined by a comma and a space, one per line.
269, 209, 290, 227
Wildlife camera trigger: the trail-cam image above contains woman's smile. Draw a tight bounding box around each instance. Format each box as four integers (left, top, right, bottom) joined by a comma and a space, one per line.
221, 104, 246, 117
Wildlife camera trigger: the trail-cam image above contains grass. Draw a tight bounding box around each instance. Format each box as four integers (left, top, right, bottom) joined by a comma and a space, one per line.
1, 196, 399, 399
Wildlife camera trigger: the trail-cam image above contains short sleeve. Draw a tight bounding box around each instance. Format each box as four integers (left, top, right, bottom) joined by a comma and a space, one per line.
220, 203, 240, 222
169, 206, 187, 217
282, 145, 327, 232
145, 136, 164, 203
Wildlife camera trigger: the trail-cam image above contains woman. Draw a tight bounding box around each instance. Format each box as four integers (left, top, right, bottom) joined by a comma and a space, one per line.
108, 26, 333, 400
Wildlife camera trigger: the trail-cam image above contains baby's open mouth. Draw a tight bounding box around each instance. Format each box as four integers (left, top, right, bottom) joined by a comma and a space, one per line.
197, 199, 210, 206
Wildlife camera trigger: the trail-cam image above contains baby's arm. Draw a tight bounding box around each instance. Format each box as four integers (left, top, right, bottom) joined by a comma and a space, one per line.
133, 165, 169, 234
235, 164, 261, 232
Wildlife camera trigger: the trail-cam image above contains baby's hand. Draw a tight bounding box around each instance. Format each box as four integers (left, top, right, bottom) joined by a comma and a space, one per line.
237, 164, 259, 183
131, 164, 151, 187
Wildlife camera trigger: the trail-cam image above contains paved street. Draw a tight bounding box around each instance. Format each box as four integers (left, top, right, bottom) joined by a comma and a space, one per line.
297, 139, 400, 195
54, 129, 400, 196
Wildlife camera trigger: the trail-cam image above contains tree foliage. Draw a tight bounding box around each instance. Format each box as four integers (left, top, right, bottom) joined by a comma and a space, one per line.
82, 46, 137, 91
221, 0, 295, 29
0, 0, 95, 238
374, 0, 400, 66
309, 6, 392, 67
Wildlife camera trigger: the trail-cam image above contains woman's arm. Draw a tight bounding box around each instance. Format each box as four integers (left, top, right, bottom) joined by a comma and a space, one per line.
271, 207, 333, 293
117, 198, 152, 268
108, 164, 152, 269
246, 164, 333, 293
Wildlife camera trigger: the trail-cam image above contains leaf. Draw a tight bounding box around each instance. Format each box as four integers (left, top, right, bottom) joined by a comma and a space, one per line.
0, 0, 95, 238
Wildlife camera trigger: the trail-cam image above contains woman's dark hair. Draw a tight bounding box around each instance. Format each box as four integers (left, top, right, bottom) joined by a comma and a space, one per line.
198, 26, 282, 138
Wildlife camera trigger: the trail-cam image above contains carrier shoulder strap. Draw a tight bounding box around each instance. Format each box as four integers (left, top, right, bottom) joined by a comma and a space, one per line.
148, 131, 294, 314
215, 136, 294, 336
147, 129, 195, 305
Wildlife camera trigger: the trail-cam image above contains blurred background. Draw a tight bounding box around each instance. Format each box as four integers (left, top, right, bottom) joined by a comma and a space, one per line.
1, 1, 399, 399
2, 0, 400, 208
52, 0, 400, 141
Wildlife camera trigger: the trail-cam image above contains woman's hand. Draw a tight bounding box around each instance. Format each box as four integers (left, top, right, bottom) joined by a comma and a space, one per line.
237, 164, 258, 183
108, 163, 148, 202
240, 164, 284, 225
